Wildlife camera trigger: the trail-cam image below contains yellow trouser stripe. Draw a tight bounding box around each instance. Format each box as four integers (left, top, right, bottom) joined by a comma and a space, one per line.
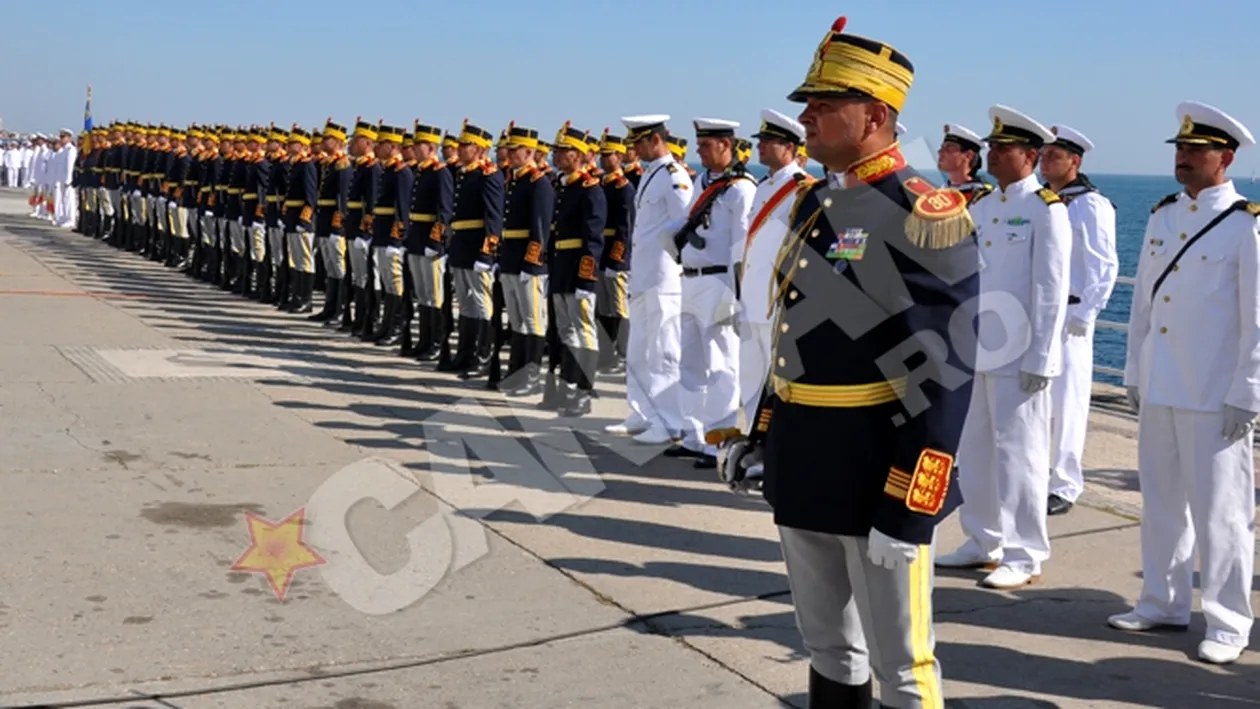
773, 377, 906, 407
531, 277, 544, 336
431, 259, 444, 309
613, 272, 628, 317
392, 253, 404, 294
479, 270, 493, 301
579, 296, 597, 350
908, 551, 942, 708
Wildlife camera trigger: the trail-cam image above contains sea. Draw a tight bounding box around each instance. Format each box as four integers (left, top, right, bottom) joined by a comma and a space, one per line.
712, 163, 1260, 386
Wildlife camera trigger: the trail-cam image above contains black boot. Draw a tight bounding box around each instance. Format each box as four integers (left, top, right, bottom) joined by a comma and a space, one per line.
257, 262, 273, 303
220, 252, 237, 291
241, 259, 255, 298
310, 277, 340, 322
372, 295, 399, 345
291, 272, 314, 314
442, 317, 476, 373
234, 255, 249, 295
807, 667, 872, 709
560, 349, 594, 417
349, 286, 367, 335
277, 267, 296, 310
507, 335, 545, 398
332, 281, 355, 330
359, 288, 381, 342
537, 360, 563, 411
459, 320, 495, 380
410, 306, 434, 359
397, 299, 417, 355
505, 332, 527, 384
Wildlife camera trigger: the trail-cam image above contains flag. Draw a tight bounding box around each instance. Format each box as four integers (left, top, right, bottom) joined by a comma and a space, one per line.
83, 85, 93, 132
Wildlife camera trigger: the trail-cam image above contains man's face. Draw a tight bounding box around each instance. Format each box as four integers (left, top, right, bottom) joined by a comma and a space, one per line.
697, 136, 730, 171
287, 141, 303, 156
554, 147, 582, 172
1175, 143, 1231, 188
756, 138, 793, 168
625, 146, 638, 162
457, 143, 480, 164
985, 142, 1035, 182
798, 96, 879, 168
442, 145, 457, 161
496, 146, 509, 164
415, 142, 436, 162
599, 152, 622, 172
507, 145, 533, 169
936, 141, 969, 173
1039, 144, 1077, 183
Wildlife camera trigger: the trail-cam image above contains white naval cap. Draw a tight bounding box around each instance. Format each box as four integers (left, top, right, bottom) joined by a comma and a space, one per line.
983, 105, 1055, 147
1049, 124, 1094, 155
1168, 100, 1255, 150
942, 123, 984, 152
59, 128, 73, 136
751, 108, 805, 143
620, 114, 670, 143
895, 122, 906, 136
693, 117, 739, 138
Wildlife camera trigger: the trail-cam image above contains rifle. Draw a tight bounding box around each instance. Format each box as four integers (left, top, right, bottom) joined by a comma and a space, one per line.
668, 166, 751, 264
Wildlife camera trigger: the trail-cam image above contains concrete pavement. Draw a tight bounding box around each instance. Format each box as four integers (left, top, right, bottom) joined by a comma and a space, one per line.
0, 190, 1257, 708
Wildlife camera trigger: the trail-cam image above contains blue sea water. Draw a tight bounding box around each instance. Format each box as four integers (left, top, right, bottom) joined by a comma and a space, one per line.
713, 163, 1260, 385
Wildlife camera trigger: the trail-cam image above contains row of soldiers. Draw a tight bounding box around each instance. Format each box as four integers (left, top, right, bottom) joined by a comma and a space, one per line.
68, 118, 715, 416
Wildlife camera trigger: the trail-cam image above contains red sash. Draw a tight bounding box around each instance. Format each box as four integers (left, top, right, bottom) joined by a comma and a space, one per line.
743, 178, 803, 259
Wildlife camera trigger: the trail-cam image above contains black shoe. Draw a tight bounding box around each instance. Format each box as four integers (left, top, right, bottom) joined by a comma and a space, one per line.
1048, 494, 1074, 516
693, 454, 718, 469
559, 389, 592, 417
808, 666, 871, 709
663, 444, 700, 459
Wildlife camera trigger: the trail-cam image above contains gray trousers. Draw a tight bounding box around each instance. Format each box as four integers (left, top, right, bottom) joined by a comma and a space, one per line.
778, 527, 943, 709
408, 252, 445, 308
500, 272, 548, 337
453, 267, 494, 321
288, 230, 316, 273
268, 226, 286, 267
553, 290, 599, 353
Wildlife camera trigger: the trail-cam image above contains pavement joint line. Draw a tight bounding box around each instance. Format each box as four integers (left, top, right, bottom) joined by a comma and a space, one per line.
4, 590, 795, 709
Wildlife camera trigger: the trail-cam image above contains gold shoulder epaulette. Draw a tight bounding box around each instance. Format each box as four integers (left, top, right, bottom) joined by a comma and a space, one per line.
970, 185, 994, 206
335, 156, 350, 170
481, 161, 497, 175
1036, 187, 1062, 205
1247, 202, 1260, 216
666, 163, 678, 174
901, 176, 974, 250
581, 172, 600, 188
1152, 192, 1179, 214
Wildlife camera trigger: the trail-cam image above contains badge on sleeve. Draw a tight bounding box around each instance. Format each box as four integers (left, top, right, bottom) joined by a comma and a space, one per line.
825, 228, 869, 260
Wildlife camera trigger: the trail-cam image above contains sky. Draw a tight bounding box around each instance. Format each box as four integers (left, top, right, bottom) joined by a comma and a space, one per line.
3, 0, 1260, 176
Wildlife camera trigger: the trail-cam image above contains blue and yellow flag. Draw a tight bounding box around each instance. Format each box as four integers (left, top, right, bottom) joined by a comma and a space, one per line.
83, 85, 93, 132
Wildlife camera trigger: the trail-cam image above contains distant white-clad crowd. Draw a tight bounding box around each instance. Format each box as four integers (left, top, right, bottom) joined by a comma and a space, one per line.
1, 129, 80, 229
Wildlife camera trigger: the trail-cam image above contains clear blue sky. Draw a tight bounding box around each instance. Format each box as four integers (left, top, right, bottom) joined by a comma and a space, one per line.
4, 0, 1259, 176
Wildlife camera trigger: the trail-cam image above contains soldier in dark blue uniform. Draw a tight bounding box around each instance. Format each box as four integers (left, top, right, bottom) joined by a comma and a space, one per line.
494, 123, 554, 395
595, 129, 636, 375
223, 129, 251, 290
368, 123, 415, 345
347, 120, 383, 338
545, 123, 606, 417
196, 129, 223, 281
310, 119, 352, 323
403, 122, 454, 360
442, 121, 505, 378
210, 128, 234, 284
712, 17, 980, 708
281, 125, 319, 313
237, 128, 269, 296
164, 128, 191, 267
75, 131, 98, 237
101, 123, 125, 246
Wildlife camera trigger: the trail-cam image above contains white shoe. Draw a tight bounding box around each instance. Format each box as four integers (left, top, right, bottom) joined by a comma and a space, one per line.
935, 546, 1001, 570
980, 564, 1039, 589
1198, 640, 1244, 664
605, 417, 648, 436
632, 425, 672, 445
1106, 611, 1188, 632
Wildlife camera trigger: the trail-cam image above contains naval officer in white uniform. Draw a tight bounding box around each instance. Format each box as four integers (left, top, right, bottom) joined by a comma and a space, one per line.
662, 118, 755, 468
605, 115, 692, 445
1111, 101, 1259, 665
937, 105, 1072, 589
1041, 125, 1118, 516
739, 109, 811, 441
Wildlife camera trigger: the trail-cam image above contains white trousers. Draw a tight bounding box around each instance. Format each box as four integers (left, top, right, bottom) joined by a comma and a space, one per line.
1050, 325, 1095, 502
54, 182, 76, 227
738, 319, 773, 434
1134, 403, 1255, 647
957, 373, 1052, 573
678, 273, 741, 455
626, 291, 682, 436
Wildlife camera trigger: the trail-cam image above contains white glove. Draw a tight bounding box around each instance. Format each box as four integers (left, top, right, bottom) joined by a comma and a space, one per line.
1222, 404, 1257, 442
1019, 371, 1050, 393
1125, 385, 1140, 413
296, 225, 307, 234
1066, 316, 1090, 337
867, 528, 919, 570
519, 271, 530, 283
424, 247, 439, 258
236, 217, 244, 227
131, 190, 141, 198
473, 261, 491, 273
715, 436, 763, 485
